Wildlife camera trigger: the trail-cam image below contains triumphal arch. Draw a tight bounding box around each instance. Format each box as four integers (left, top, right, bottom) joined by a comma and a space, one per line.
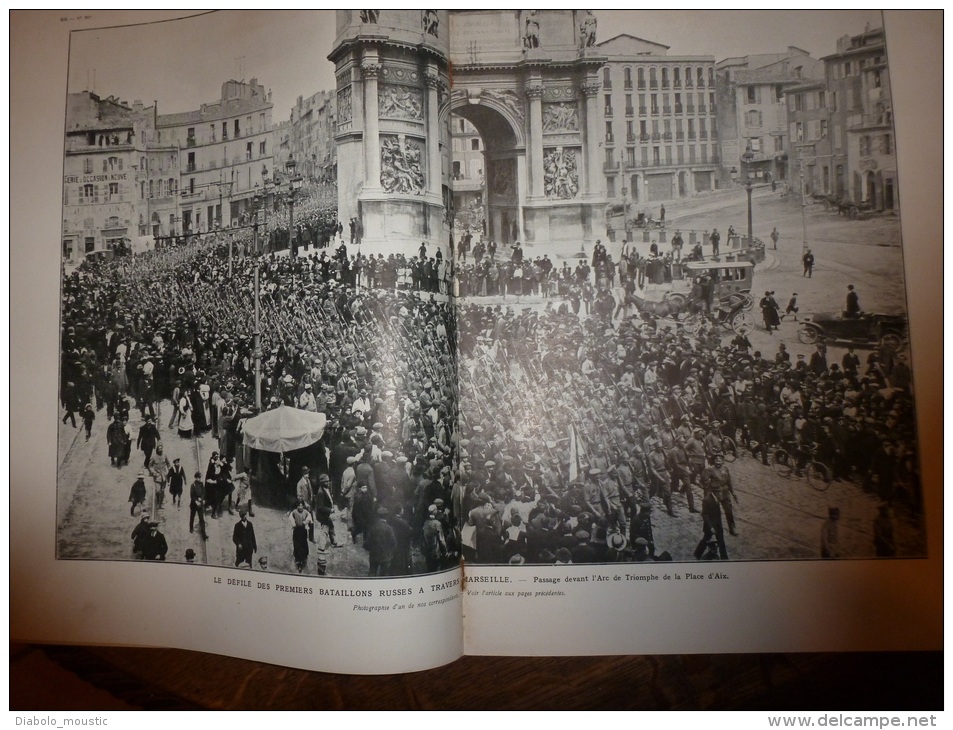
331, 10, 607, 252
449, 10, 608, 250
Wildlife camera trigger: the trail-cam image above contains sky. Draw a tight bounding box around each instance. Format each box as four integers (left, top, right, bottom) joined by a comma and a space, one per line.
66, 9, 886, 123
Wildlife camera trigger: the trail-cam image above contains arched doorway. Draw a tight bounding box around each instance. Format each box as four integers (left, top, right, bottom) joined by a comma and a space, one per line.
450, 94, 524, 245
865, 171, 877, 208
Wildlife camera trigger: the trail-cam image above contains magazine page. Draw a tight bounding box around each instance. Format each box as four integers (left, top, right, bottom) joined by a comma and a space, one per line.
448, 10, 942, 655
11, 9, 464, 675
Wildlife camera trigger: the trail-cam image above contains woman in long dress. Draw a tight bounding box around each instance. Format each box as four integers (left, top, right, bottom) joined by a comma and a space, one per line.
177, 394, 193, 438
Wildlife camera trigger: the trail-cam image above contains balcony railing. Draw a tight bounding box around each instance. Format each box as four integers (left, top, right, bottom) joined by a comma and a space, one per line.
186, 163, 196, 173
640, 133, 650, 142
650, 107, 659, 116
639, 106, 647, 116
674, 80, 681, 89
650, 80, 658, 89
675, 105, 683, 114
663, 106, 672, 115
651, 132, 661, 141
626, 133, 636, 143
605, 107, 614, 116
603, 161, 620, 171
676, 132, 685, 141
624, 81, 632, 90
637, 82, 646, 90
688, 132, 696, 140
687, 105, 695, 114
663, 132, 672, 141
698, 104, 707, 114
625, 107, 635, 116
624, 159, 638, 169
605, 133, 614, 144
186, 137, 196, 148
700, 131, 709, 140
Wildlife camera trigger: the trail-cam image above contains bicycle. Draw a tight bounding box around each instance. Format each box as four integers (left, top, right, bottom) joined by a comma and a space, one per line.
719, 435, 738, 463
772, 441, 831, 491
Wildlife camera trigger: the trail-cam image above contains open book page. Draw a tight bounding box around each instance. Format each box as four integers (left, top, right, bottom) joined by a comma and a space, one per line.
12, 9, 463, 675
452, 10, 941, 655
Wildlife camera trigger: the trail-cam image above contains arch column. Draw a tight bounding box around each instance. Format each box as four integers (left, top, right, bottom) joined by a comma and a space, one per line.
582, 81, 602, 198
526, 83, 544, 198
425, 67, 441, 196
361, 53, 381, 190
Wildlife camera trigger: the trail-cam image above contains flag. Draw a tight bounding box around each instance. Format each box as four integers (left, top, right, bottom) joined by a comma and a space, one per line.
568, 423, 582, 482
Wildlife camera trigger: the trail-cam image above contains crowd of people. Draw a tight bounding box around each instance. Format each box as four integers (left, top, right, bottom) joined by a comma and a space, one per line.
61, 200, 462, 576
452, 301, 920, 563
60, 187, 920, 571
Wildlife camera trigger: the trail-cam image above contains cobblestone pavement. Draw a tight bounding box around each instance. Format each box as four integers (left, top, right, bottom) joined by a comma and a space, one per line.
55, 197, 927, 572
56, 404, 429, 577
57, 399, 926, 574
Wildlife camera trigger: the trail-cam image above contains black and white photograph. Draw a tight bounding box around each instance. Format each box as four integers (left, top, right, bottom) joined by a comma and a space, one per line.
55, 9, 927, 579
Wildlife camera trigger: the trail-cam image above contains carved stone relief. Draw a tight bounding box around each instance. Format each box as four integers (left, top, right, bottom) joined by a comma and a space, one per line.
380, 136, 425, 194
337, 86, 352, 123
379, 83, 423, 121
543, 147, 579, 200
542, 102, 579, 132
488, 158, 515, 198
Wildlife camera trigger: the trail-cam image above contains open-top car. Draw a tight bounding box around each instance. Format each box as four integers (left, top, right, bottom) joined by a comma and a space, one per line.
797, 311, 907, 349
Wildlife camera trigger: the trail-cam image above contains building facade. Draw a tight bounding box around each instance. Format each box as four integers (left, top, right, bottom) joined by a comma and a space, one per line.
289, 90, 338, 184
597, 34, 719, 208
449, 116, 484, 229
716, 48, 822, 184
62, 92, 153, 261
157, 78, 275, 235
785, 78, 834, 198
823, 26, 896, 210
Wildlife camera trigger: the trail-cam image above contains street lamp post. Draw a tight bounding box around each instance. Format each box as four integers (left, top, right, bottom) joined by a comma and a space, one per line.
261, 178, 272, 255
799, 158, 809, 256
286, 158, 303, 258
218, 180, 234, 277
741, 142, 755, 248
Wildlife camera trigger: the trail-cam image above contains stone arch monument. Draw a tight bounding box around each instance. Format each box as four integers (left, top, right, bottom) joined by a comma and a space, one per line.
451, 10, 608, 252
330, 10, 451, 252
331, 10, 607, 253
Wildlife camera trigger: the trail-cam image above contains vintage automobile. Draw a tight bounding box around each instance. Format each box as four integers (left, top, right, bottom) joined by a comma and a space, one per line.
796, 311, 907, 349
659, 260, 756, 311
635, 260, 757, 335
